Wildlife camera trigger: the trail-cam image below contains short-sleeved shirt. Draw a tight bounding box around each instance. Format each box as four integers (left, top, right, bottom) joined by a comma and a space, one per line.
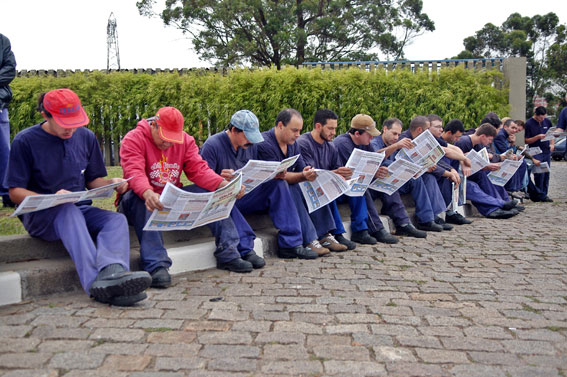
453, 135, 474, 170
525, 117, 553, 154
4, 123, 106, 195
256, 128, 306, 172
333, 133, 377, 166
200, 131, 256, 174
297, 132, 340, 170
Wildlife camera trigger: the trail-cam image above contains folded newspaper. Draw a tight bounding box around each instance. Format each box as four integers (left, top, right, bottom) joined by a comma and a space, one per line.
368, 158, 422, 195
235, 155, 299, 194
143, 174, 242, 231
10, 179, 131, 217
487, 157, 524, 186
542, 127, 567, 142
300, 169, 356, 213
344, 148, 385, 197
532, 161, 550, 174
395, 130, 445, 179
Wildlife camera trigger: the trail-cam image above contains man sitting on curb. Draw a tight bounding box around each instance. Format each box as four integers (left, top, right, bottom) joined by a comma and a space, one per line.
118, 107, 253, 288
4, 88, 151, 306
256, 108, 339, 258
334, 115, 426, 240
200, 109, 306, 261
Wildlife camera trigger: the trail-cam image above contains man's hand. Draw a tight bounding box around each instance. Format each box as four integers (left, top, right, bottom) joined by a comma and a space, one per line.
533, 158, 541, 167
395, 138, 414, 150
484, 163, 500, 172
375, 166, 389, 179
427, 165, 436, 173
334, 167, 353, 180
274, 171, 287, 180
142, 189, 163, 212
110, 177, 129, 195
220, 169, 235, 181
448, 169, 461, 185
56, 189, 71, 195
302, 166, 317, 181
236, 185, 246, 199
460, 158, 471, 177
550, 144, 555, 153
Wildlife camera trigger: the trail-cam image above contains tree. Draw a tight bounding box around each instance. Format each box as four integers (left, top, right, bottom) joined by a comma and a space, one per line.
453, 12, 567, 117
137, 0, 434, 69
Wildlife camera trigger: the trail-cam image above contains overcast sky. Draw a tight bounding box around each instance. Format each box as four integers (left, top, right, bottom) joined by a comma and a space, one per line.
2, 0, 567, 71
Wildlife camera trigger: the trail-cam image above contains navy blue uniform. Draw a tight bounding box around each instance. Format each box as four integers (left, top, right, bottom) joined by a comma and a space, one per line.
493, 128, 527, 192
201, 131, 303, 249
335, 133, 410, 229
525, 117, 553, 195
4, 124, 131, 293
256, 128, 331, 243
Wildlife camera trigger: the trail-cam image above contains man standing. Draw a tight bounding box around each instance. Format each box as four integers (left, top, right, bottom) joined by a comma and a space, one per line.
4, 89, 151, 306
334, 115, 426, 239
119, 107, 255, 289
0, 33, 16, 208
200, 109, 308, 261
524, 106, 554, 200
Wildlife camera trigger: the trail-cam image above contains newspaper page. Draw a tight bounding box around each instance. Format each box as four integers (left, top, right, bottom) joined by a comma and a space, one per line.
344, 149, 385, 196
235, 155, 299, 194
143, 174, 242, 231
396, 130, 445, 179
478, 147, 490, 162
459, 175, 467, 205
542, 127, 567, 141
525, 146, 542, 156
447, 174, 467, 211
300, 170, 356, 213
532, 161, 550, 174
466, 149, 489, 175
487, 158, 524, 186
368, 158, 422, 195
10, 179, 130, 217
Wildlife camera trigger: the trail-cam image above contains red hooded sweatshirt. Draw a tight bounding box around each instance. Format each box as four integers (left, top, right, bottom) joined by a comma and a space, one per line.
120, 119, 223, 199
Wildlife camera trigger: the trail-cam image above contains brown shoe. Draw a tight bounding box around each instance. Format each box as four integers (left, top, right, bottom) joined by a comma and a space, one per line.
305, 240, 330, 256
319, 233, 348, 252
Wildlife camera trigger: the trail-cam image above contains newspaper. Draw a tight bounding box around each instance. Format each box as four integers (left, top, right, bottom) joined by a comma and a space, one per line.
478, 147, 490, 162
466, 149, 490, 175
344, 149, 385, 196
487, 157, 524, 186
300, 170, 357, 213
525, 146, 542, 156
368, 158, 422, 195
396, 130, 445, 178
542, 127, 567, 141
10, 179, 130, 217
143, 174, 242, 231
447, 175, 467, 212
235, 155, 299, 194
532, 161, 550, 174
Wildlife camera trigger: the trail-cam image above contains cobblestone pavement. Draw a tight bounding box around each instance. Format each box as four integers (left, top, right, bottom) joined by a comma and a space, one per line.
1, 163, 566, 377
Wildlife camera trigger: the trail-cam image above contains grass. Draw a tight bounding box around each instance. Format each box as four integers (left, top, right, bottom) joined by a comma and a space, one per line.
1, 165, 192, 236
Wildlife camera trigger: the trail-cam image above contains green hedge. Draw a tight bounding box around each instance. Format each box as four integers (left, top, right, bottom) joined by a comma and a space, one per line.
9, 66, 508, 145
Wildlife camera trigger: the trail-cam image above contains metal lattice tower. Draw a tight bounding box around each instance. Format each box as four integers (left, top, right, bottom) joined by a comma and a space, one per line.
106, 12, 121, 71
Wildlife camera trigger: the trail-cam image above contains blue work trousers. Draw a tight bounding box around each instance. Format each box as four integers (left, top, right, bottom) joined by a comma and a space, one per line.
465, 178, 507, 216
289, 184, 320, 244
20, 204, 130, 293
398, 173, 446, 223
119, 185, 245, 272
367, 190, 411, 229
533, 153, 551, 196
236, 179, 302, 249
0, 109, 9, 197
333, 194, 371, 234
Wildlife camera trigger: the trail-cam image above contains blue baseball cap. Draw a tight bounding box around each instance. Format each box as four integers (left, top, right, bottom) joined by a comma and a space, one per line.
230, 110, 264, 144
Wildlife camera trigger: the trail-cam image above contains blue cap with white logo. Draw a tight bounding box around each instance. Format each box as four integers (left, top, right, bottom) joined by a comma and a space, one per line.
230, 110, 264, 144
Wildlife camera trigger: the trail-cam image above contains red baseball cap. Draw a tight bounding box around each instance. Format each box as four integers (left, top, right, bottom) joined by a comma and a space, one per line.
155, 107, 184, 144
43, 88, 89, 128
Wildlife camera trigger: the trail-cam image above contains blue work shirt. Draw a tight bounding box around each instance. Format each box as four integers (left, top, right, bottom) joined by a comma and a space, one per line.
200, 131, 256, 174
256, 128, 306, 172
368, 134, 394, 166
4, 123, 107, 195
333, 133, 378, 167
297, 132, 340, 170
493, 128, 511, 155
525, 117, 553, 154
453, 135, 475, 170
558, 107, 567, 130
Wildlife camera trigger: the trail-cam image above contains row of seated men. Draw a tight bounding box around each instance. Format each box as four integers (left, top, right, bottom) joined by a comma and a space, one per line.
4, 88, 534, 307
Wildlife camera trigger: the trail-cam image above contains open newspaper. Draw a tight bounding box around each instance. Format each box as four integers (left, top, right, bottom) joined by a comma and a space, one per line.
368, 158, 422, 195
488, 157, 524, 186
10, 179, 130, 217
300, 170, 357, 213
395, 130, 445, 179
466, 148, 490, 175
532, 161, 550, 174
542, 127, 567, 141
344, 149, 385, 197
143, 174, 242, 231
235, 155, 299, 194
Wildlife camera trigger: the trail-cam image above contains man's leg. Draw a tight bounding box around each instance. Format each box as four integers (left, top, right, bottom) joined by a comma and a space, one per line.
421, 173, 447, 216
0, 109, 12, 206
466, 180, 508, 216
289, 184, 318, 245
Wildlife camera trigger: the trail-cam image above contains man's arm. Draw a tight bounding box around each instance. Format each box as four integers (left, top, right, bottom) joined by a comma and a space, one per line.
524, 133, 545, 144
377, 138, 413, 158
87, 177, 129, 195
8, 187, 38, 205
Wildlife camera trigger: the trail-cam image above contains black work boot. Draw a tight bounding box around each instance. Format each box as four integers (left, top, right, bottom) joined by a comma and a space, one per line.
150, 267, 172, 288
350, 230, 377, 245
218, 258, 254, 273
90, 264, 151, 306
242, 251, 266, 269
371, 228, 399, 244
334, 234, 356, 250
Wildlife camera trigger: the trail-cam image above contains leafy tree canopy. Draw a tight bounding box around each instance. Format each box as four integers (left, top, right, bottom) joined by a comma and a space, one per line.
137, 0, 434, 69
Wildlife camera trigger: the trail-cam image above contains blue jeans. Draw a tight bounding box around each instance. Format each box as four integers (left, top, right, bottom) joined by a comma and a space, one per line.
0, 108, 10, 197
119, 185, 244, 272
20, 204, 130, 293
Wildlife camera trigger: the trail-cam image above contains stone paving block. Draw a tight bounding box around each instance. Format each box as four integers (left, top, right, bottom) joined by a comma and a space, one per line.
263, 344, 309, 360
313, 345, 370, 361
145, 343, 201, 357
147, 330, 197, 344
31, 315, 87, 328
385, 362, 449, 377
184, 321, 231, 332
291, 312, 334, 324
520, 354, 567, 369
273, 321, 323, 334
2, 370, 59, 377
307, 334, 351, 347
370, 324, 418, 337
199, 344, 259, 359
440, 336, 504, 352
254, 332, 305, 344
327, 324, 370, 334
352, 333, 395, 347
0, 353, 52, 369
133, 319, 184, 329
154, 356, 206, 371
207, 357, 257, 372
32, 325, 91, 340
129, 373, 185, 377
0, 326, 32, 338
503, 365, 561, 377
373, 346, 416, 362
89, 328, 145, 342
48, 351, 106, 369
415, 348, 469, 363
197, 331, 252, 345
463, 326, 514, 339
501, 339, 558, 355
323, 360, 386, 376
261, 360, 323, 375
101, 355, 152, 371
450, 364, 507, 377
91, 342, 148, 355
37, 339, 94, 353
0, 338, 40, 353
396, 335, 442, 348
515, 328, 566, 341
252, 310, 290, 321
